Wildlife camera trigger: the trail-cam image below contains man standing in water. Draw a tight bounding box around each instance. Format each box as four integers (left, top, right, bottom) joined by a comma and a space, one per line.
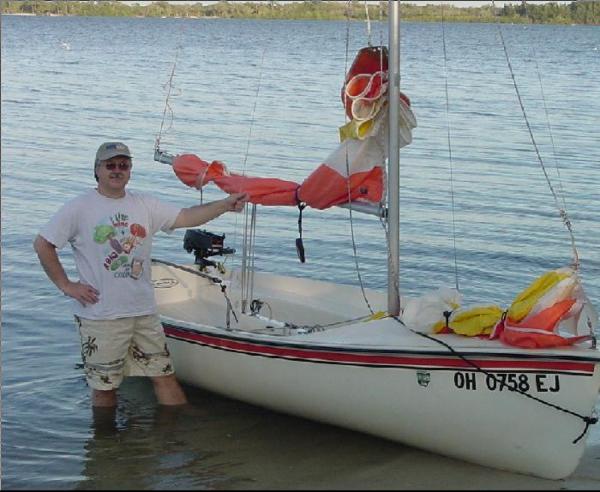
34, 142, 248, 407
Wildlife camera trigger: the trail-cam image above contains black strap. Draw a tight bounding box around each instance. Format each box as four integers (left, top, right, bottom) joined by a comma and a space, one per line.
296, 202, 306, 263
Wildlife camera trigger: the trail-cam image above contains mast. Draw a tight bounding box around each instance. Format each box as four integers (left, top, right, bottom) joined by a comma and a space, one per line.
387, 0, 401, 316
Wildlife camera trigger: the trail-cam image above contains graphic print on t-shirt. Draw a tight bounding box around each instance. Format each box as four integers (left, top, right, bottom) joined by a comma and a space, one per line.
93, 212, 148, 278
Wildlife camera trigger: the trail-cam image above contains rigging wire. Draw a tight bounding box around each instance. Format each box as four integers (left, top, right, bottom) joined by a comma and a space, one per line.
241, 204, 258, 314
343, 0, 375, 315
155, 45, 182, 152
237, 46, 267, 312
519, 1, 579, 270
154, 35, 268, 317
494, 5, 579, 270
240, 48, 267, 180
440, 5, 461, 291
532, 59, 569, 212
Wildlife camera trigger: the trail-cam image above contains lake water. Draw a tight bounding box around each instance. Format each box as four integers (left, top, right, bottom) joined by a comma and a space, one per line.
2, 13, 599, 489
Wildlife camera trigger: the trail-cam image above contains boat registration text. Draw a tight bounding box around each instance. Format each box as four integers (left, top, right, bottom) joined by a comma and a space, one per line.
453, 372, 560, 393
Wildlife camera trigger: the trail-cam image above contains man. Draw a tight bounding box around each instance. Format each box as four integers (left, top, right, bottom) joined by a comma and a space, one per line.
33, 142, 248, 408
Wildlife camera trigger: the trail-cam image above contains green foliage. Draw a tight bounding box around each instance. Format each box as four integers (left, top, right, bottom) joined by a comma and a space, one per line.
1, 1, 599, 25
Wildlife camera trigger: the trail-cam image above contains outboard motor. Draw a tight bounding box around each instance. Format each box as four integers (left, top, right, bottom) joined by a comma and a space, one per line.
183, 229, 235, 271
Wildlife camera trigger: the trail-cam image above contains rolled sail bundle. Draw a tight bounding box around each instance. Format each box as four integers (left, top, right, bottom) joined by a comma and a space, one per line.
171, 46, 416, 210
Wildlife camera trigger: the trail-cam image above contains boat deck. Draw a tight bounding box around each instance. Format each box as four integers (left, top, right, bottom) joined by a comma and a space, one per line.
153, 262, 600, 361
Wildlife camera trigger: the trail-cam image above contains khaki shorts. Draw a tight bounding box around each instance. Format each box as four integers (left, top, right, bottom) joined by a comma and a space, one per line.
74, 313, 175, 391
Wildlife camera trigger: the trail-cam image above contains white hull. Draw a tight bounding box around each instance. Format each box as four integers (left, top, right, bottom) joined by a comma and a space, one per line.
153, 262, 600, 480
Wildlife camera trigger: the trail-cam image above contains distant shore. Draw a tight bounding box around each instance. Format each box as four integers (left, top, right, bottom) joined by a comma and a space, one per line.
2, 1, 598, 25
2, 12, 596, 26
3, 12, 218, 19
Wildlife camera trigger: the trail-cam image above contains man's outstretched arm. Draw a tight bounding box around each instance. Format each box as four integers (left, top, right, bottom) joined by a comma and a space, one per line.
171, 192, 249, 229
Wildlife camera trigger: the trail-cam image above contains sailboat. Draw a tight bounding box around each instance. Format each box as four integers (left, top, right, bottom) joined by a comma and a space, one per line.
150, 1, 600, 480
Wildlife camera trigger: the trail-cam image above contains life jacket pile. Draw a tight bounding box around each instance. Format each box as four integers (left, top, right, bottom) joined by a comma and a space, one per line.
431, 267, 597, 349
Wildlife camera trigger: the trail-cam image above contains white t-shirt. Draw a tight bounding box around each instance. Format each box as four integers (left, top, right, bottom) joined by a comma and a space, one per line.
39, 188, 181, 320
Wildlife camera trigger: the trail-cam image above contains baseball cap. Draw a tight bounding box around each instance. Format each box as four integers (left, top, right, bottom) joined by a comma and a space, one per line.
95, 142, 132, 162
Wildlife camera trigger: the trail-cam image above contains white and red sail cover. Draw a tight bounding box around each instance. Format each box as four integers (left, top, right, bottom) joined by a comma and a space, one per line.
172, 46, 416, 209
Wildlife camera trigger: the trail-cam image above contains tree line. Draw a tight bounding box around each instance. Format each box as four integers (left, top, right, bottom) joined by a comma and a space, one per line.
2, 1, 599, 25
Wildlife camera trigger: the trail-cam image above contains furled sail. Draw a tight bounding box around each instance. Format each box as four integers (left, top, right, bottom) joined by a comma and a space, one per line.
172, 46, 417, 209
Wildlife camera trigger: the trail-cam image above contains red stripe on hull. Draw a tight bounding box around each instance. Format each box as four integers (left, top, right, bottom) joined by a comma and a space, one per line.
163, 325, 596, 374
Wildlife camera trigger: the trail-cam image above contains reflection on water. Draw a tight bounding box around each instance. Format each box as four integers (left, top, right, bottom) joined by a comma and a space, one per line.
76, 380, 440, 490
77, 380, 251, 489
69, 379, 600, 490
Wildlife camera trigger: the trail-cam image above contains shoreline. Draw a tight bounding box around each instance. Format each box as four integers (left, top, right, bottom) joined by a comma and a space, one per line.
1, 12, 592, 26
2, 12, 216, 19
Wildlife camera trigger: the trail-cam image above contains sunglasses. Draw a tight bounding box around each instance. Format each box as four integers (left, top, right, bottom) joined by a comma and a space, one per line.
104, 161, 131, 171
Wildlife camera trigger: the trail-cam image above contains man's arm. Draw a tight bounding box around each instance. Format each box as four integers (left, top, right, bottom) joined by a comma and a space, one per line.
33, 235, 99, 306
171, 192, 249, 230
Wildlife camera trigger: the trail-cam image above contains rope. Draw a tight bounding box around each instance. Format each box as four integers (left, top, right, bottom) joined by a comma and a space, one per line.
392, 316, 597, 444
285, 313, 384, 334
196, 160, 221, 205
441, 6, 460, 292
495, 20, 580, 270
